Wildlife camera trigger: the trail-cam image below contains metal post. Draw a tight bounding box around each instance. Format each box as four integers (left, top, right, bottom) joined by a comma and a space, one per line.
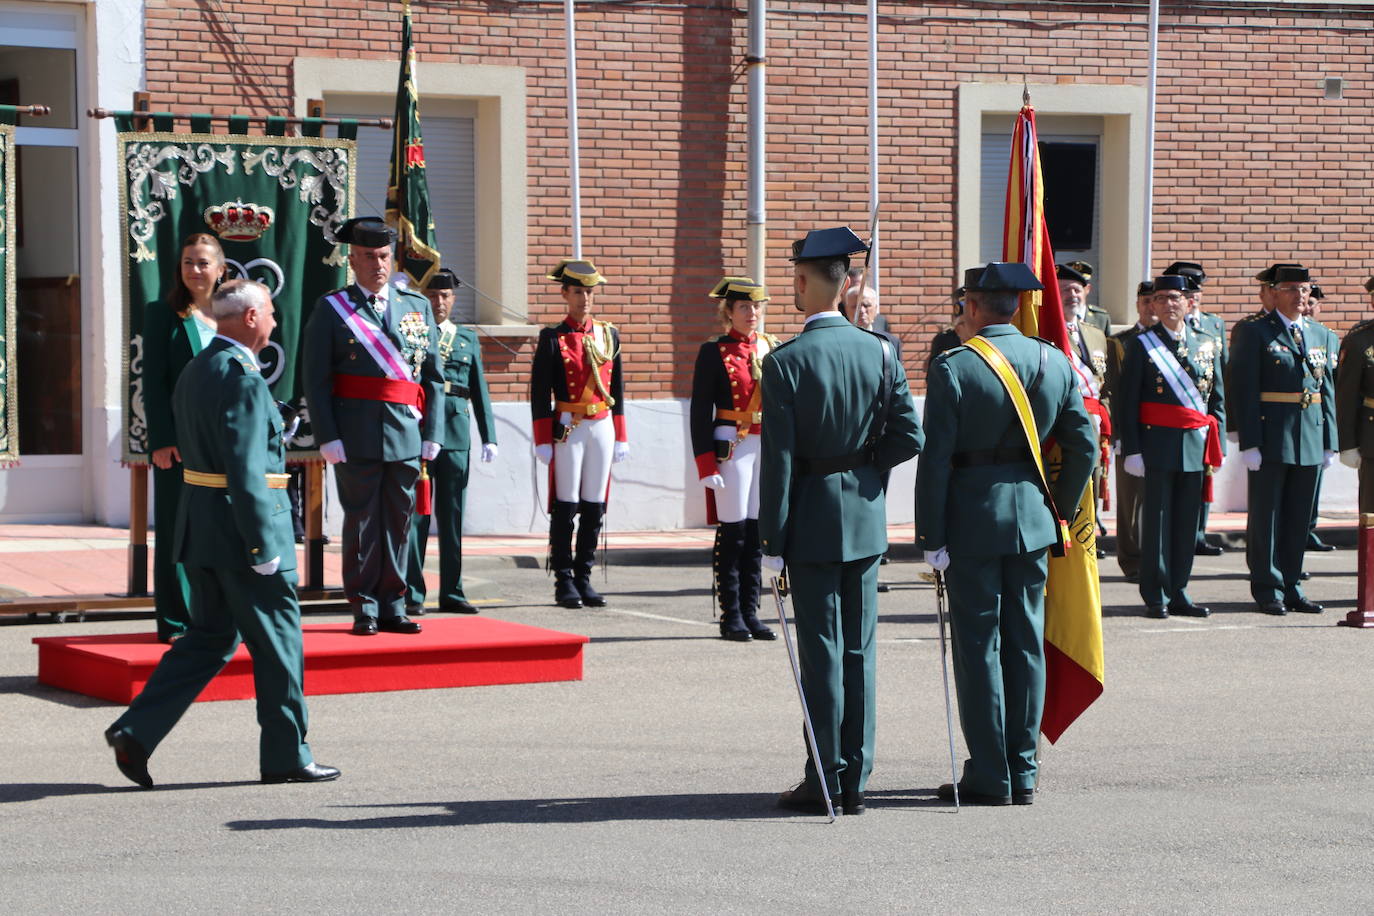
1143, 0, 1159, 279
565, 0, 583, 259
746, 0, 767, 295
126, 90, 154, 598
867, 0, 879, 290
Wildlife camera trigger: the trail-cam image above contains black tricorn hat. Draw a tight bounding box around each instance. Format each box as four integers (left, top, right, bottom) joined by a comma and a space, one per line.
1255, 262, 1303, 283
336, 216, 397, 248
1365, 276, 1374, 294
1309, 284, 1324, 300
789, 226, 869, 263
1153, 275, 1190, 293
1055, 263, 1090, 286
547, 259, 606, 287
1163, 261, 1207, 286
1136, 280, 1155, 297
968, 262, 1044, 293
1270, 265, 1311, 285
427, 268, 461, 291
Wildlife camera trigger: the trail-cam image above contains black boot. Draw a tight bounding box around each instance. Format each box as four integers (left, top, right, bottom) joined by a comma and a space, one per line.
550, 500, 581, 608
738, 518, 776, 640
715, 521, 752, 641
574, 500, 608, 607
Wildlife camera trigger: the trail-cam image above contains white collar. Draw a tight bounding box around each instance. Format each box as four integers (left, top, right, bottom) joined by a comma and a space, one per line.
804, 310, 844, 326
1275, 310, 1301, 332
356, 283, 388, 305
1157, 323, 1183, 342
439, 318, 457, 333
214, 334, 259, 369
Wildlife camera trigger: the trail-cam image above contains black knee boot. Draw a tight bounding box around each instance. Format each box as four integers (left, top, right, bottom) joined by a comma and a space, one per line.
574, 500, 607, 607
550, 500, 581, 608
715, 521, 751, 641
738, 518, 776, 640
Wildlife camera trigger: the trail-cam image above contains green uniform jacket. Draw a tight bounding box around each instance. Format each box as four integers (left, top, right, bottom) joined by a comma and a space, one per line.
1225, 309, 1267, 433
436, 321, 496, 451
1336, 318, 1374, 455
1117, 323, 1224, 472
758, 316, 924, 562
1105, 323, 1149, 444
1082, 305, 1111, 336
302, 284, 445, 461
142, 300, 204, 452
1230, 310, 1336, 464
172, 337, 296, 571
917, 325, 1096, 556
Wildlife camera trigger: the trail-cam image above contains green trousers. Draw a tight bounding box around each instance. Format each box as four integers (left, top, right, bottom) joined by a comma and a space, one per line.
1140, 469, 1203, 608
946, 547, 1049, 797
406, 446, 471, 609
151, 464, 192, 641
786, 555, 880, 796
1246, 462, 1319, 604
111, 567, 312, 774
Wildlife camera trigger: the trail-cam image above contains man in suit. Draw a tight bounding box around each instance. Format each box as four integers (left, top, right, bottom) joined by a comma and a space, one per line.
1105, 281, 1157, 581
1230, 264, 1336, 615
405, 268, 498, 615
760, 227, 924, 817
1335, 277, 1374, 513
302, 217, 445, 636
104, 279, 338, 788
917, 262, 1096, 806
1117, 275, 1225, 618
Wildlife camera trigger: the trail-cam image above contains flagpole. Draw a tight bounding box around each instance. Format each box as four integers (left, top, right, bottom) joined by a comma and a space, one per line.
867, 0, 879, 290
746, 0, 767, 298
564, 0, 584, 259
1143, 0, 1159, 280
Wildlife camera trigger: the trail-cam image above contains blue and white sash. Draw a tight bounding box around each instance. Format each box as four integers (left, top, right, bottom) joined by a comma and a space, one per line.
1139, 329, 1207, 438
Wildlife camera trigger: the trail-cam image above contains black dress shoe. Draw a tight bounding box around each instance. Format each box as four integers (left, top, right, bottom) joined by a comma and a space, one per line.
1169, 602, 1211, 618
1012, 788, 1034, 806
1299, 571, 1311, 581
1306, 538, 1336, 552
1195, 542, 1224, 557
877, 582, 890, 593
406, 603, 427, 617
1095, 548, 1107, 560
777, 782, 839, 815
842, 789, 865, 815
744, 620, 778, 641
1145, 604, 1168, 619
104, 727, 153, 789
719, 629, 753, 643
351, 617, 379, 636
937, 782, 1011, 806
261, 762, 341, 784
441, 599, 480, 614
1286, 596, 1324, 614
1257, 601, 1286, 616
378, 616, 422, 634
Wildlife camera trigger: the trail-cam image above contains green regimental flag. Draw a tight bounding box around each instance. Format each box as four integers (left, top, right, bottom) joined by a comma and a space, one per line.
0, 122, 17, 465
120, 130, 356, 462
386, 0, 442, 289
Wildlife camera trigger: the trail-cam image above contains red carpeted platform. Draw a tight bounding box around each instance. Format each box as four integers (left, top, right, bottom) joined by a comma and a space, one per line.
32, 618, 589, 704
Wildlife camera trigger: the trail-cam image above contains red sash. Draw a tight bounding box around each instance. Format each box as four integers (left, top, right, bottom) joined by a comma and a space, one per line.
1139, 401, 1223, 502
333, 373, 425, 412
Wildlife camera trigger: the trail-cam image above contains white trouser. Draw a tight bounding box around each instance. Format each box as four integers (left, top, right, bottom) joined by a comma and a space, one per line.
554, 413, 614, 503
713, 427, 761, 524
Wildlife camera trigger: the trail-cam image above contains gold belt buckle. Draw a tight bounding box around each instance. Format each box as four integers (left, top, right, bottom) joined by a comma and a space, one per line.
1300, 390, 1313, 409
751, 411, 762, 424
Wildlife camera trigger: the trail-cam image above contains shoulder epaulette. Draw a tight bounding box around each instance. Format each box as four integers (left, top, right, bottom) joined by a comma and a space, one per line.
760, 331, 782, 349
229, 350, 259, 374
1347, 317, 1374, 336
594, 318, 618, 332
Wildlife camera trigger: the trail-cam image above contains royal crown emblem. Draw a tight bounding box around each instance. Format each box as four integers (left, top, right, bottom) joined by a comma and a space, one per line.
204, 200, 275, 242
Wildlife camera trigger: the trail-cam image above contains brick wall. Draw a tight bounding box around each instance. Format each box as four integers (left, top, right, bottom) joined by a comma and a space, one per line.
143, 0, 1374, 402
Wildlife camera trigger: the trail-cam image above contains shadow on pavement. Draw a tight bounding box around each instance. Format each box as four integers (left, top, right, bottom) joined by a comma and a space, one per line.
1, 779, 261, 803
0, 676, 116, 708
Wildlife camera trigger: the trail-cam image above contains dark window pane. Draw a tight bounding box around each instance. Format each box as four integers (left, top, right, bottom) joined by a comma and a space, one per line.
1039, 141, 1096, 252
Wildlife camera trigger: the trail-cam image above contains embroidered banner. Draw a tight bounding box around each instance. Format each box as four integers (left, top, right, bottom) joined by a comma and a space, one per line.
0, 124, 16, 465
120, 131, 356, 462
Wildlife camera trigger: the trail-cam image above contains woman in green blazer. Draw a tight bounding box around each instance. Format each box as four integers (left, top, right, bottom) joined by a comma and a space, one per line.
144, 233, 224, 641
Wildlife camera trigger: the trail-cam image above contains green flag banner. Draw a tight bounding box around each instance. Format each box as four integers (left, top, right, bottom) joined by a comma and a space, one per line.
386, 1, 442, 288
0, 125, 17, 465
120, 131, 356, 462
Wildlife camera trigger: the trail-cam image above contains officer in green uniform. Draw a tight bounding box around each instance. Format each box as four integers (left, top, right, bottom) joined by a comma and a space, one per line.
1230, 264, 1336, 614
104, 280, 338, 788
918, 262, 1095, 806
405, 268, 497, 615
1300, 285, 1340, 551
1064, 260, 1111, 335
1163, 261, 1228, 556
761, 227, 924, 817
1118, 275, 1224, 618
1335, 277, 1374, 512
1105, 281, 1157, 581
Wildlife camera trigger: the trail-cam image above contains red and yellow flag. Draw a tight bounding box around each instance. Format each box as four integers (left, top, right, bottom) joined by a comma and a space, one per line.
1002, 103, 1105, 743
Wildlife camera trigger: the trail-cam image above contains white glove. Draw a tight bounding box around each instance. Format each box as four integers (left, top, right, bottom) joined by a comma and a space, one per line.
762, 554, 785, 574
319, 439, 346, 464
1322, 450, 1336, 469
1241, 447, 1263, 472
924, 547, 951, 572
1123, 454, 1146, 478
251, 556, 281, 576
481, 443, 499, 463
703, 474, 726, 490
534, 444, 553, 465
421, 440, 441, 461
1341, 448, 1362, 469
613, 442, 630, 464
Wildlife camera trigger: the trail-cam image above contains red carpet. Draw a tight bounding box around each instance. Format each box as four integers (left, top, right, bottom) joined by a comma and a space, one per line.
33, 618, 589, 704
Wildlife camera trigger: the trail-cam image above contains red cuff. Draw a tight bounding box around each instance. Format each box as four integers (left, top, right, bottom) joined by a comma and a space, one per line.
613, 414, 627, 443
533, 417, 553, 446
695, 452, 718, 480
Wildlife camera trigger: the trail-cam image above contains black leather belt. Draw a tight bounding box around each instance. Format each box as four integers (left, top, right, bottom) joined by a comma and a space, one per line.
796, 450, 872, 475
443, 382, 470, 398
951, 446, 1034, 468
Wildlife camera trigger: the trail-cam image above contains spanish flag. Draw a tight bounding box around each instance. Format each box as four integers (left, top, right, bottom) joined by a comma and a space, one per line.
1002, 102, 1105, 743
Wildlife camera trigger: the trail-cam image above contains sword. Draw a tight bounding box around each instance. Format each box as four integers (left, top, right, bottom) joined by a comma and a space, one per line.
924, 569, 960, 810
771, 573, 836, 823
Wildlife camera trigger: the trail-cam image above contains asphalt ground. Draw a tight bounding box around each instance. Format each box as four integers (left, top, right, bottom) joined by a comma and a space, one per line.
2, 544, 1371, 914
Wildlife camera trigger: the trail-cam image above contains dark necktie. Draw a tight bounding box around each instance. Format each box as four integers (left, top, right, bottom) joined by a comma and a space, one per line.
1291, 321, 1305, 354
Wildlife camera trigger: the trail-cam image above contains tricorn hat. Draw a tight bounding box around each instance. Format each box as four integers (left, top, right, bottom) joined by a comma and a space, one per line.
968, 262, 1044, 293
547, 259, 606, 287
1136, 280, 1155, 297
709, 277, 769, 302
336, 216, 397, 248
1270, 265, 1310, 285
427, 267, 461, 291
1153, 275, 1190, 293
1163, 261, 1207, 286
789, 226, 869, 263
1255, 262, 1304, 283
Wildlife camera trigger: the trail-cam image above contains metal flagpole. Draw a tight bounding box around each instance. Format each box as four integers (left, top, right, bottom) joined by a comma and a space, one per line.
1143, 0, 1159, 279
565, 0, 584, 259
771, 575, 836, 823
746, 0, 767, 300
867, 0, 879, 290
